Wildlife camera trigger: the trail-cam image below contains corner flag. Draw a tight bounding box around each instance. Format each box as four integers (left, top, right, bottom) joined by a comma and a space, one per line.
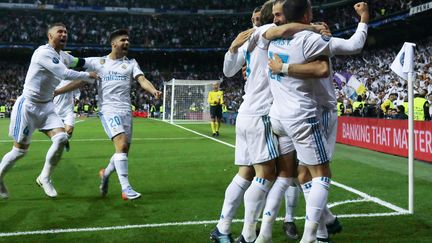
390, 42, 416, 214
390, 42, 416, 80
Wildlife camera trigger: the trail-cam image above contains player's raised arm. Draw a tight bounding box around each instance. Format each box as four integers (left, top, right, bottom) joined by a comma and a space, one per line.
304, 2, 369, 60
223, 29, 254, 77
136, 74, 162, 99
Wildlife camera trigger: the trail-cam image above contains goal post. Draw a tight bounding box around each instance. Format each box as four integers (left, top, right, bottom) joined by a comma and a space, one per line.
162, 79, 220, 124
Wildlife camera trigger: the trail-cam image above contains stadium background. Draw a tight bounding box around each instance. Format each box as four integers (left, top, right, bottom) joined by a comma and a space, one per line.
0, 0, 432, 242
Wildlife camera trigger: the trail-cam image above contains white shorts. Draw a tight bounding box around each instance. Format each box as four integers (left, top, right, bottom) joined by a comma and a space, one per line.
9, 96, 64, 144
278, 135, 295, 156
99, 111, 132, 143
319, 109, 337, 160
234, 114, 279, 166
271, 116, 330, 166
58, 111, 75, 127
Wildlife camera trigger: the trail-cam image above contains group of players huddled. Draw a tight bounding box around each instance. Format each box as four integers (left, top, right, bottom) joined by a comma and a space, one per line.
0, 0, 371, 242
210, 0, 369, 243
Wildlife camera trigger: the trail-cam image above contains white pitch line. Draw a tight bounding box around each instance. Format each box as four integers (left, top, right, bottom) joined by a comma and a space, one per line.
0, 211, 408, 237
0, 137, 205, 143
171, 123, 409, 214
331, 181, 409, 214
169, 122, 235, 148
327, 198, 369, 208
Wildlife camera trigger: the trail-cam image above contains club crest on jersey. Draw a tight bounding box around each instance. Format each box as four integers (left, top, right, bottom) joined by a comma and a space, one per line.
52, 57, 59, 64
321, 35, 331, 42
100, 59, 105, 65
122, 64, 127, 69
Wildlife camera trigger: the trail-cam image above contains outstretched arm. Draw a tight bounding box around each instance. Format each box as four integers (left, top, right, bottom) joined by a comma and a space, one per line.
329, 2, 369, 55
304, 2, 369, 59
54, 80, 87, 96
136, 74, 162, 99
263, 23, 328, 40
269, 55, 330, 78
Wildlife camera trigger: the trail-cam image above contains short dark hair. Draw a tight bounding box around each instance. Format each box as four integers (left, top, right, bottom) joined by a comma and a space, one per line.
47, 23, 66, 34
109, 29, 129, 42
276, 0, 309, 22
253, 6, 262, 13
260, 0, 275, 25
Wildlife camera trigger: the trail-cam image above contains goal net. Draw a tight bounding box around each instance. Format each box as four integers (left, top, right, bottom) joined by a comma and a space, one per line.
162, 79, 219, 124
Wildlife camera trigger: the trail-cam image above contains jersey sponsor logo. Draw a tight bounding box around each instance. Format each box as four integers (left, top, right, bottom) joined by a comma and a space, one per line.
321, 35, 331, 42
103, 71, 127, 82
52, 57, 59, 64
271, 38, 290, 46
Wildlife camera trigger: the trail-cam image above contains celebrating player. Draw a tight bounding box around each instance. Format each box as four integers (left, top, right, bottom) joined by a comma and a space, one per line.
0, 23, 98, 199
263, 1, 369, 242
55, 29, 162, 201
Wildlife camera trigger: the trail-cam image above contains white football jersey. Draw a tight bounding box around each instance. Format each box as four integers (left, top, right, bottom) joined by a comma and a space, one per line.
53, 80, 76, 116
314, 62, 337, 112
22, 44, 91, 102
237, 23, 275, 116
268, 23, 368, 120
84, 56, 143, 113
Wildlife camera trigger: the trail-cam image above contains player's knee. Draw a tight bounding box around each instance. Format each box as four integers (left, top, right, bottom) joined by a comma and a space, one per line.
115, 143, 128, 153
66, 128, 74, 139
297, 168, 311, 184
51, 132, 69, 146
238, 166, 255, 181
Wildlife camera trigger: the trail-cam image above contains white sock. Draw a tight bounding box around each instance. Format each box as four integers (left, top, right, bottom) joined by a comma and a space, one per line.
113, 153, 130, 191
259, 177, 293, 241
302, 220, 319, 243
0, 147, 27, 179
216, 174, 251, 234
241, 177, 272, 242
322, 205, 336, 225
104, 154, 116, 177
284, 185, 299, 222
301, 177, 331, 242
301, 181, 312, 200
316, 215, 328, 239
40, 133, 68, 180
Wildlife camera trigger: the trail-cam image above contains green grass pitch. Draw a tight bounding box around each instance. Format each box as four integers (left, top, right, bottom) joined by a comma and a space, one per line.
0, 118, 431, 242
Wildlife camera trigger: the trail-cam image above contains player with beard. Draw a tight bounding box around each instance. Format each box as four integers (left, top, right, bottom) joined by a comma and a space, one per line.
0, 23, 98, 199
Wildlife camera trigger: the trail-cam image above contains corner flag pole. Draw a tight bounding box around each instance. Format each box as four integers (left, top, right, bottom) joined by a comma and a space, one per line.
407, 69, 414, 214
404, 44, 415, 214
390, 42, 416, 214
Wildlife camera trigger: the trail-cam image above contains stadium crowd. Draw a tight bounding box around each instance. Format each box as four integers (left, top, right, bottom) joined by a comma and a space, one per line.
333, 37, 432, 120
1, 0, 429, 13
0, 0, 430, 48
1, 37, 432, 121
